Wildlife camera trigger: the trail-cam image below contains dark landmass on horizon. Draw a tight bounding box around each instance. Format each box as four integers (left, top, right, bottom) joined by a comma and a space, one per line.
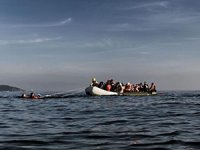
0, 85, 23, 91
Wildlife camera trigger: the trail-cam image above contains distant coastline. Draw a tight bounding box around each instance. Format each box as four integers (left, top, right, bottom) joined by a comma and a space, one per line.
0, 85, 22, 91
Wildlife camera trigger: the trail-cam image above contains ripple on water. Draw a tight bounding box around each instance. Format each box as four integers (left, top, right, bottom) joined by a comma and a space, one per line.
0, 91, 200, 149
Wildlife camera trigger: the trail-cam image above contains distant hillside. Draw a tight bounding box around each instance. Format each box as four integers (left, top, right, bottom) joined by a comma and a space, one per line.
0, 85, 22, 91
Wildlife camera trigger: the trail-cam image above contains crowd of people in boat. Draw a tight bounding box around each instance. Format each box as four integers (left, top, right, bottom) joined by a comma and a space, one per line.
90, 77, 157, 94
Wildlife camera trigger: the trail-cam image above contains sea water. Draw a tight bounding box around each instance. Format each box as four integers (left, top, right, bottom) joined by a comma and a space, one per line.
0, 91, 200, 150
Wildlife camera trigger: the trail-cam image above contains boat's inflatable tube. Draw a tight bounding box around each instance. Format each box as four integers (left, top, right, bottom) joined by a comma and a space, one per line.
85, 86, 118, 96
85, 86, 157, 96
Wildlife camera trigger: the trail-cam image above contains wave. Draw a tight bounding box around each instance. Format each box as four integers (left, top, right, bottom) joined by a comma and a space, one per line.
1, 88, 88, 99
129, 139, 200, 148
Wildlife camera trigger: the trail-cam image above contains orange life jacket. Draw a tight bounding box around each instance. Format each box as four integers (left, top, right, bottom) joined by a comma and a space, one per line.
106, 84, 111, 91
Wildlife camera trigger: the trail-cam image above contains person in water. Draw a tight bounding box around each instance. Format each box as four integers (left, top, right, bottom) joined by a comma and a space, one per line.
30, 92, 36, 98
21, 93, 27, 98
30, 92, 42, 99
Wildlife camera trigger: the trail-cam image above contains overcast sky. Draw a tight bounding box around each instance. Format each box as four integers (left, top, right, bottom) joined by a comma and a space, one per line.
1, 0, 200, 91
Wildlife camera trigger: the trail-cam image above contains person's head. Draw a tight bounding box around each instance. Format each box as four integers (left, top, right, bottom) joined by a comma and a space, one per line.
92, 77, 96, 82
106, 79, 110, 83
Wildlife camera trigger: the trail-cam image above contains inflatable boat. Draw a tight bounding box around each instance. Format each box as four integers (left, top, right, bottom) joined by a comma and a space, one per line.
85, 86, 157, 96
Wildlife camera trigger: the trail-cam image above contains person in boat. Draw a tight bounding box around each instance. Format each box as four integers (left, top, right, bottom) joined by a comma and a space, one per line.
110, 79, 117, 91
110, 79, 115, 86
91, 77, 99, 87
142, 81, 149, 92
111, 82, 119, 92
112, 82, 121, 92
150, 82, 157, 92
116, 82, 124, 94
138, 83, 143, 92
134, 84, 140, 92
105, 80, 112, 91
98, 81, 104, 89
103, 79, 111, 91
131, 84, 135, 92
124, 82, 132, 92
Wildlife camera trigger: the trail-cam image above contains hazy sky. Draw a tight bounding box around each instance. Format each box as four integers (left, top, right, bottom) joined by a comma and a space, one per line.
1, 0, 200, 91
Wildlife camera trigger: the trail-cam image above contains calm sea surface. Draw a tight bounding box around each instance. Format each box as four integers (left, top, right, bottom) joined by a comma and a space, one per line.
0, 91, 200, 150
